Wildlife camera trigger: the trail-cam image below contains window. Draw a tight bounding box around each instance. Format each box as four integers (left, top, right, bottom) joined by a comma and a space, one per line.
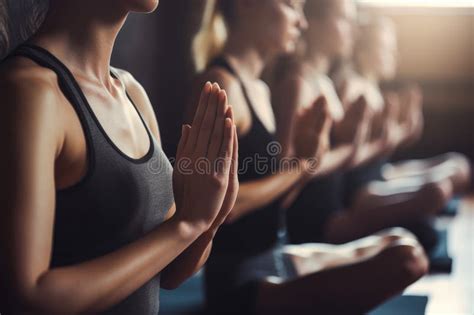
357, 0, 474, 8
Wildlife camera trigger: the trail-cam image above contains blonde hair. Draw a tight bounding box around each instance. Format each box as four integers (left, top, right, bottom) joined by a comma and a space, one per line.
193, 0, 235, 72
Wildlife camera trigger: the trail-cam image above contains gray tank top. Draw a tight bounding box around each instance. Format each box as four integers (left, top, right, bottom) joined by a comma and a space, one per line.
13, 44, 174, 315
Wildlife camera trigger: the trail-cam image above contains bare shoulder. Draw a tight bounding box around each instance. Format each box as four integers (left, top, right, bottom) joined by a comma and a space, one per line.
199, 67, 251, 128
200, 67, 248, 102
112, 67, 149, 102
0, 57, 63, 154
112, 67, 160, 138
200, 67, 242, 95
272, 60, 314, 107
112, 67, 145, 93
0, 57, 63, 119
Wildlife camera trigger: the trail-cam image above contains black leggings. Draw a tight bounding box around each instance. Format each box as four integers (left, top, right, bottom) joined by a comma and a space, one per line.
286, 173, 344, 244
205, 245, 298, 315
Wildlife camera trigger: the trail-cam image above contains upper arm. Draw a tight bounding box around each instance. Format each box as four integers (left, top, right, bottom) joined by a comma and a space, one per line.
115, 69, 162, 144
0, 70, 62, 298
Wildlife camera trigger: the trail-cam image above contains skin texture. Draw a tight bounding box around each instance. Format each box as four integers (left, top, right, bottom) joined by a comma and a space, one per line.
0, 0, 239, 313
186, 0, 428, 313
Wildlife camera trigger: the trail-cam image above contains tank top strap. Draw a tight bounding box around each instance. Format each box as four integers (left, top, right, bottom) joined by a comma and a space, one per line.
12, 44, 97, 141
210, 56, 260, 120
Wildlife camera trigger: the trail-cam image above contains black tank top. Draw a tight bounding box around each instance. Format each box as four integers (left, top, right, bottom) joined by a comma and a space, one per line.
209, 57, 286, 257
12, 45, 174, 315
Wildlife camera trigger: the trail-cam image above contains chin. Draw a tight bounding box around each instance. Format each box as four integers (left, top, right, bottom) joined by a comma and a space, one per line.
129, 0, 159, 13
281, 40, 299, 54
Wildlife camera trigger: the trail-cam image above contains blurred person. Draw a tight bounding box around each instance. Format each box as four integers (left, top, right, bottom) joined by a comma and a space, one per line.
270, 0, 455, 247
186, 1, 428, 314
334, 15, 472, 210
0, 0, 240, 314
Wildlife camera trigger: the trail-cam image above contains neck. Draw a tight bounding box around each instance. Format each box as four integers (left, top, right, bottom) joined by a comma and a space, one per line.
303, 48, 331, 75
358, 65, 380, 84
222, 28, 272, 80
31, 1, 127, 85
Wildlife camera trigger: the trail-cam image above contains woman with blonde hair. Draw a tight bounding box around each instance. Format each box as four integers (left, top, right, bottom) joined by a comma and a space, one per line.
187, 1, 428, 314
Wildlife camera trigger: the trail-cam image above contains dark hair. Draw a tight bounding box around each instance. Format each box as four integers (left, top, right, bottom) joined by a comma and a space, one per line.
217, 0, 235, 25
304, 0, 333, 19
1, 0, 49, 57
0, 0, 9, 57
17, 0, 49, 41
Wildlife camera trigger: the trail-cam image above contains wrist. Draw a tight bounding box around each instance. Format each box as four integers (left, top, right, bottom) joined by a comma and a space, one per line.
299, 158, 319, 179
168, 216, 209, 242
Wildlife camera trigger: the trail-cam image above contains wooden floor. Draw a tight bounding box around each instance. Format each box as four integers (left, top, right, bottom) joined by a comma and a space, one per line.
406, 195, 474, 315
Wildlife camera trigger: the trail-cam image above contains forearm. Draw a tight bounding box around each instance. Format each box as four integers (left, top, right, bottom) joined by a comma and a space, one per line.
160, 230, 214, 290
350, 140, 388, 168
317, 144, 355, 176
228, 167, 305, 222
279, 143, 355, 208
11, 218, 203, 314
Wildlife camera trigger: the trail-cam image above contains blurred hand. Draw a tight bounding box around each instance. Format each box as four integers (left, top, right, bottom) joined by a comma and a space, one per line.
400, 84, 424, 145
173, 82, 238, 230
333, 95, 372, 145
378, 92, 403, 152
292, 96, 332, 164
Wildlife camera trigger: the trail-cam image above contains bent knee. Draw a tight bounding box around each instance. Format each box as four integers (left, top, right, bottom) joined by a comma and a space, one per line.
376, 227, 417, 242
446, 152, 471, 175
421, 182, 452, 214
381, 244, 429, 283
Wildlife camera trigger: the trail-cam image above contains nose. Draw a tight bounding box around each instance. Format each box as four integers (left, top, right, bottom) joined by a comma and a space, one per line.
298, 13, 309, 31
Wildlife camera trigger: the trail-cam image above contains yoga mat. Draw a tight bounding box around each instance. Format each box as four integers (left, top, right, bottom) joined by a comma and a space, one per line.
369, 295, 429, 315
160, 271, 205, 315
439, 198, 461, 217
429, 228, 453, 273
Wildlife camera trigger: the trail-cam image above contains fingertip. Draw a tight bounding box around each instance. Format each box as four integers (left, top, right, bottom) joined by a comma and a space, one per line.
219, 90, 227, 103
226, 105, 234, 119
203, 82, 212, 95
225, 117, 233, 127
315, 95, 327, 106
212, 82, 220, 93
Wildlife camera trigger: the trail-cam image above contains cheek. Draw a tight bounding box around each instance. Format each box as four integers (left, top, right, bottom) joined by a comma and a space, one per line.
266, 12, 299, 52
335, 22, 353, 47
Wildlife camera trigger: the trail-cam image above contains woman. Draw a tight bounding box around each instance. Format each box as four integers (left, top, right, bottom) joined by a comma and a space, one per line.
270, 0, 457, 245
0, 0, 239, 314
187, 1, 427, 314
336, 15, 472, 199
